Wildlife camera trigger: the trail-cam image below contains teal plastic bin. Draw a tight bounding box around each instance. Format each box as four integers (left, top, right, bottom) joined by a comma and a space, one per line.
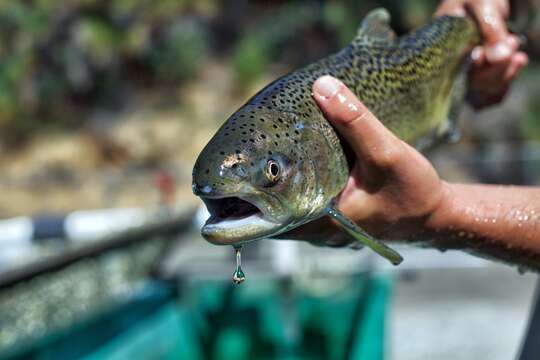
1, 274, 392, 360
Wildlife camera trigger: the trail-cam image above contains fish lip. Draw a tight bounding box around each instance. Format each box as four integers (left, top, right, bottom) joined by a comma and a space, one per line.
198, 193, 288, 245
201, 213, 284, 245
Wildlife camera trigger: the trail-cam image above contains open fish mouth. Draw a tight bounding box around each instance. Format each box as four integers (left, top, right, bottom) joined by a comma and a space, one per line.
201, 196, 284, 245
205, 197, 261, 221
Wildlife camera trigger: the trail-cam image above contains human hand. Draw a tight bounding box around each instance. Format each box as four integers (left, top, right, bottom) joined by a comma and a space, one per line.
278, 76, 447, 245
436, 0, 528, 108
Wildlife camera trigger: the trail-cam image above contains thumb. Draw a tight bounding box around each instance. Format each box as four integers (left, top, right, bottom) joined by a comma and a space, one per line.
312, 75, 403, 169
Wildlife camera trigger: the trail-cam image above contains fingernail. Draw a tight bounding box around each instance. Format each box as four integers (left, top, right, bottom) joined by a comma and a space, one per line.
314, 75, 341, 100
508, 35, 519, 50
486, 41, 512, 62
451, 8, 466, 17
471, 47, 483, 62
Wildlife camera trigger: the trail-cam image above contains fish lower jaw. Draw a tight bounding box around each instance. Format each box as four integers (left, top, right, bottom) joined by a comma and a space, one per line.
202, 212, 284, 245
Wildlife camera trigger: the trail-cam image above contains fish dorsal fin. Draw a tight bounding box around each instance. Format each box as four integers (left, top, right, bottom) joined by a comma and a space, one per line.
355, 8, 396, 44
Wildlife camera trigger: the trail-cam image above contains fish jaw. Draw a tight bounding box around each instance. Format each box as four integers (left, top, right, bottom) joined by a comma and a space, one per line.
202, 212, 283, 245
199, 193, 292, 245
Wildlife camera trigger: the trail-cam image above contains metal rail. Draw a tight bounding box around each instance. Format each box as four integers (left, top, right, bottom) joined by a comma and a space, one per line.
0, 209, 196, 290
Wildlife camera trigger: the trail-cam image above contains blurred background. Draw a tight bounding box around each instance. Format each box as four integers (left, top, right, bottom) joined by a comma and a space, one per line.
1, 0, 540, 359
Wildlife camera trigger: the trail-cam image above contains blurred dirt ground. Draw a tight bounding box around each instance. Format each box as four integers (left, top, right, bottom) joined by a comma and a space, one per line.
0, 60, 281, 216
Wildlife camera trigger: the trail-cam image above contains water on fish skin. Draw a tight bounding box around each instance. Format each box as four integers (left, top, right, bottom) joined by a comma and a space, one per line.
192, 8, 479, 264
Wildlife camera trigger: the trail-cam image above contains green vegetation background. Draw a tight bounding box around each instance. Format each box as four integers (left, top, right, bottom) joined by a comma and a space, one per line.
0, 0, 447, 142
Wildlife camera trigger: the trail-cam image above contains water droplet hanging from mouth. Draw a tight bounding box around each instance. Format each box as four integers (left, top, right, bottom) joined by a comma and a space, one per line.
232, 245, 246, 284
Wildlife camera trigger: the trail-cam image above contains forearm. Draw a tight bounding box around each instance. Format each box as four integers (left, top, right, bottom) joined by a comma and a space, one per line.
424, 182, 540, 270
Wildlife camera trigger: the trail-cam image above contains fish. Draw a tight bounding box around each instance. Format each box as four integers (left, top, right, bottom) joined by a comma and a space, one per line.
192, 8, 479, 265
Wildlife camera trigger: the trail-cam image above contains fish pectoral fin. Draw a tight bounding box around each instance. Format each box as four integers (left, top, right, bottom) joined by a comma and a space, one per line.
325, 206, 403, 265
356, 8, 396, 44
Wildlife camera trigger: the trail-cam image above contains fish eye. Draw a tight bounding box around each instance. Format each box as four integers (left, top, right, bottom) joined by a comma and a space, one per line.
265, 159, 280, 183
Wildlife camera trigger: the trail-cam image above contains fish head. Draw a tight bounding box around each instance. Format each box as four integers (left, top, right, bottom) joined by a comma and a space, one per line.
192, 105, 324, 245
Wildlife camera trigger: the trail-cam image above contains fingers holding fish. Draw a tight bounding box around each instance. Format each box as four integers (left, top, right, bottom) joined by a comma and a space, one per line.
437, 0, 527, 108
436, 0, 508, 21
309, 73, 448, 241
504, 52, 528, 82
469, 34, 527, 85
470, 34, 520, 66
468, 0, 511, 60
435, 0, 467, 17
492, 0, 510, 19
437, 0, 511, 62
467, 46, 528, 108
312, 75, 403, 171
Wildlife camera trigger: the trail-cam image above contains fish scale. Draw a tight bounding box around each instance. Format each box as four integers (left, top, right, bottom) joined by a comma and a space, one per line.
192, 9, 479, 265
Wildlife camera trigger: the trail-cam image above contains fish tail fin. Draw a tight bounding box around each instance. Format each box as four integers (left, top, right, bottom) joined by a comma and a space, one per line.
325, 206, 403, 265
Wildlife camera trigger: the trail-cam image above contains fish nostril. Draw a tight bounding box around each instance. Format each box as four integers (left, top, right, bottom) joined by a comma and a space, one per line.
236, 166, 247, 177
228, 162, 248, 178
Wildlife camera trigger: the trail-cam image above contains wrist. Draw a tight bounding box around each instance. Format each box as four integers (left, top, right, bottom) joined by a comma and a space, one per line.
420, 180, 457, 240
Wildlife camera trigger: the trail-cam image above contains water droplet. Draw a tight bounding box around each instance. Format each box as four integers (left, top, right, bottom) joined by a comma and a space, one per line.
232, 246, 246, 285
